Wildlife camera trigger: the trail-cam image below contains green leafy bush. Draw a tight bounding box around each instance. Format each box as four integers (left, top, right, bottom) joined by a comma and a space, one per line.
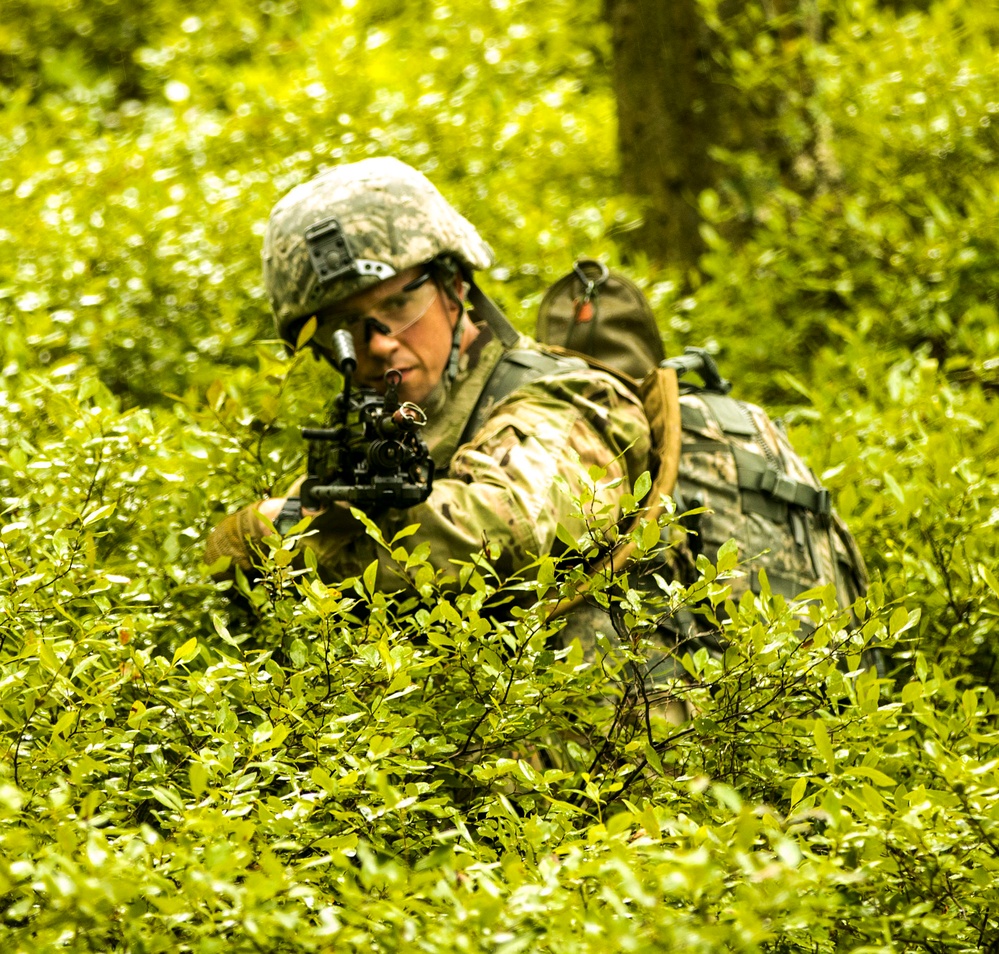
4, 0, 999, 948
686, 0, 999, 404
2, 482, 998, 950
787, 348, 999, 686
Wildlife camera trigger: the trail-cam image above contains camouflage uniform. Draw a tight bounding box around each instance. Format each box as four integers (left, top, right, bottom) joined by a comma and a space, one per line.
206, 331, 650, 593
205, 157, 651, 599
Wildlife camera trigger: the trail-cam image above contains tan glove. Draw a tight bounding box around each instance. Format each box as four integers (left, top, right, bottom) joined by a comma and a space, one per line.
204, 505, 271, 580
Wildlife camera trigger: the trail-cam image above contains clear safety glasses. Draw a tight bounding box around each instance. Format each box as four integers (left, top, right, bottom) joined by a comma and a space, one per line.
313, 272, 439, 349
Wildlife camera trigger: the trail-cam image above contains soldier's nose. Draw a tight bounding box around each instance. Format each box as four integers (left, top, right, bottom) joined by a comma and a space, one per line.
365, 327, 398, 359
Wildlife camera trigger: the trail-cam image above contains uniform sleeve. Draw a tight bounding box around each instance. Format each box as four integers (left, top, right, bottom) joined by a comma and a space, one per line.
303, 370, 651, 591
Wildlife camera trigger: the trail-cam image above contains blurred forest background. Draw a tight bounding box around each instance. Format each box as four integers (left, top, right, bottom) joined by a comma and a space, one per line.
4, 0, 999, 950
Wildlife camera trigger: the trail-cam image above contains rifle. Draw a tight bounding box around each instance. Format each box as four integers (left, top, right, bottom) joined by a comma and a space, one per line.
299, 330, 435, 511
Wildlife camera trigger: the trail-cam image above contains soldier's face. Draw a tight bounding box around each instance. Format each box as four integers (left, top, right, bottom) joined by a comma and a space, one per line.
337, 267, 463, 405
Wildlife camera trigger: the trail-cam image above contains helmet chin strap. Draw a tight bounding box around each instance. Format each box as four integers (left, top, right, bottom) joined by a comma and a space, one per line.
446, 306, 464, 383
443, 274, 521, 384
418, 302, 464, 420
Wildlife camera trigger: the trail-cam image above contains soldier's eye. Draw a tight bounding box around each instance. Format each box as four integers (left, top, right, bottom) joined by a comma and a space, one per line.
379, 296, 409, 315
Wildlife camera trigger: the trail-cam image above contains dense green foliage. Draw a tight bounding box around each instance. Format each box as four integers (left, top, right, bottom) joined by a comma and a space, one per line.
3, 0, 999, 949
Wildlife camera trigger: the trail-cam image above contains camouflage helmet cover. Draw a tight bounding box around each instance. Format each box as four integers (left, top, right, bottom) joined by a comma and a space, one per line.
263, 157, 495, 344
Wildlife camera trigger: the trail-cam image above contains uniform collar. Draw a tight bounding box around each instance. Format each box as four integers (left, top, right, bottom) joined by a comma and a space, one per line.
422, 326, 505, 470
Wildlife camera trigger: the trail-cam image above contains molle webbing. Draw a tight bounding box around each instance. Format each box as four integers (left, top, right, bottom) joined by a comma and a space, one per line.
730, 447, 831, 516
683, 394, 831, 521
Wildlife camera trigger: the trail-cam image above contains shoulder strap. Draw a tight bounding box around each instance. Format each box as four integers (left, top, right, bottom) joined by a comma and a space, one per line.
458, 346, 588, 446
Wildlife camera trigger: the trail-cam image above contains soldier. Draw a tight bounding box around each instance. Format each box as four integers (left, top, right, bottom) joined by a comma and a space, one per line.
204, 157, 651, 597
205, 156, 874, 683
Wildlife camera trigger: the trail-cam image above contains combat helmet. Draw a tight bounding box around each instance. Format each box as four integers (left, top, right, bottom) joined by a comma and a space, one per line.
263, 157, 496, 348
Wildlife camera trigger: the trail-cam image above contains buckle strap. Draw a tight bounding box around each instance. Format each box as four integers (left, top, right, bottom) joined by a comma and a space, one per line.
732, 447, 831, 516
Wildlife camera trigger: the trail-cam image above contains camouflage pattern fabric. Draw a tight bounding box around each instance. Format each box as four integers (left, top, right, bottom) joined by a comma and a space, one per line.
206, 332, 651, 596
669, 389, 867, 615
263, 157, 495, 343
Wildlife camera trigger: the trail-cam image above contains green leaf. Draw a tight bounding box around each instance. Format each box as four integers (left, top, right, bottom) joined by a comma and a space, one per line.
555, 522, 580, 551
981, 563, 999, 599
362, 559, 378, 596
644, 743, 664, 775
296, 315, 318, 350
901, 681, 923, 705
889, 605, 919, 637
633, 471, 652, 501
641, 519, 660, 552
716, 538, 739, 574
82, 502, 116, 527
52, 710, 77, 739
151, 787, 185, 813
38, 640, 61, 673
883, 472, 905, 505
790, 777, 808, 807
391, 524, 420, 544
846, 765, 896, 788
189, 761, 208, 796
640, 804, 662, 840
211, 613, 240, 648
172, 637, 199, 666
813, 720, 834, 771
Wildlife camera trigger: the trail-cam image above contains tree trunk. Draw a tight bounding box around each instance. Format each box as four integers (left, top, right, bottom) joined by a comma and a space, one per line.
606, 0, 822, 273
606, 0, 712, 271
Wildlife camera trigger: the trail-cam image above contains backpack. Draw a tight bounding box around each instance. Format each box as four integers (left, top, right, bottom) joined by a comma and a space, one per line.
529, 259, 871, 650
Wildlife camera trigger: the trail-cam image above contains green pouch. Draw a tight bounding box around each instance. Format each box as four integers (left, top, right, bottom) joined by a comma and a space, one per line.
535, 258, 665, 382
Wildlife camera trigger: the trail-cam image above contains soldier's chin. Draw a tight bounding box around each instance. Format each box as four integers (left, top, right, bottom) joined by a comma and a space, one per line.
397, 375, 434, 406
